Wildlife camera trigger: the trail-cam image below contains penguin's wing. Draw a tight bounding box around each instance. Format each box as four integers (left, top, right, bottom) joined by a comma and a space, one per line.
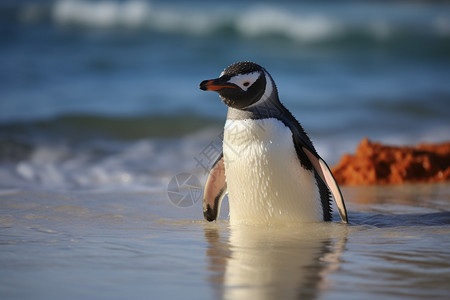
203, 153, 227, 221
302, 147, 348, 223
290, 130, 348, 223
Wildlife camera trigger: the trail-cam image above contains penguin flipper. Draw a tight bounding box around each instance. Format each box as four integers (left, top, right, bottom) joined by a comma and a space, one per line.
203, 153, 227, 221
302, 147, 348, 223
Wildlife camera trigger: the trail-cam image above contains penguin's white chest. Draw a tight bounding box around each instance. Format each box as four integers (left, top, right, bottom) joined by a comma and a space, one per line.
223, 118, 322, 224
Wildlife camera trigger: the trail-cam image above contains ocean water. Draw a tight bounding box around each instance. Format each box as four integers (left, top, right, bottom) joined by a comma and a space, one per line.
1, 185, 450, 299
1, 0, 450, 299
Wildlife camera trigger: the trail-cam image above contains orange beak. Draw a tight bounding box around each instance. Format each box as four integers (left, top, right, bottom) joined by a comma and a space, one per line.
199, 79, 238, 91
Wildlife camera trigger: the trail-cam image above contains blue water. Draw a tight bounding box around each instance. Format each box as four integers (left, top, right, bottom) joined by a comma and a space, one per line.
2, 0, 449, 126
0, 1, 450, 299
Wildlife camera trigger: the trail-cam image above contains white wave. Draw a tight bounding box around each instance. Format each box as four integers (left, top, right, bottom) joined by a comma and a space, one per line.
0, 133, 213, 192
53, 0, 151, 28
48, 0, 448, 43
236, 6, 342, 42
52, 0, 227, 35
148, 8, 227, 35
51, 0, 343, 41
3, 140, 153, 190
51, 0, 342, 41
1, 123, 448, 191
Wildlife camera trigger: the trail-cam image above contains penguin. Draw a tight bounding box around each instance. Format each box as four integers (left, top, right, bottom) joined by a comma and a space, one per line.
199, 61, 348, 224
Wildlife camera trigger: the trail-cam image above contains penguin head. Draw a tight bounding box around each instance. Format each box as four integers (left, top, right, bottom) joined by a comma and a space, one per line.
200, 61, 274, 109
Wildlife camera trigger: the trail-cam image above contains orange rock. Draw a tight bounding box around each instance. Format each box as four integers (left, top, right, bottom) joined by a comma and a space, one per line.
331, 138, 450, 185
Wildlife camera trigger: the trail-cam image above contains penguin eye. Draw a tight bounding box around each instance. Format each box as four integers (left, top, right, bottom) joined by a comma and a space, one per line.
227, 71, 260, 91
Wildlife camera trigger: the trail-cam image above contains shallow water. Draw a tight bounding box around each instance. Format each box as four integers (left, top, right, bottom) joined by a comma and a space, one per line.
1, 184, 449, 299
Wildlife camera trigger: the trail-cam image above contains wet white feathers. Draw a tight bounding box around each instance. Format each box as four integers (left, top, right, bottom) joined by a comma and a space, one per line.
223, 118, 322, 224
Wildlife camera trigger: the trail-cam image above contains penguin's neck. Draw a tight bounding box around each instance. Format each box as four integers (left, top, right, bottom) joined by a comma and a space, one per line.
226, 95, 284, 121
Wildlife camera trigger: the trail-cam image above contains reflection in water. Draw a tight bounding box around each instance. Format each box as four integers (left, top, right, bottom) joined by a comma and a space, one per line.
204, 222, 348, 299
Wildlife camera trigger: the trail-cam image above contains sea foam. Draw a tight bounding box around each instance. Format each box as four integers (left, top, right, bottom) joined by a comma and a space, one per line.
53, 0, 151, 28
46, 0, 450, 42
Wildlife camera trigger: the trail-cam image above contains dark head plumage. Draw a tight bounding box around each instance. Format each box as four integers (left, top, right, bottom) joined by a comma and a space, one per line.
221, 61, 264, 77
199, 61, 270, 109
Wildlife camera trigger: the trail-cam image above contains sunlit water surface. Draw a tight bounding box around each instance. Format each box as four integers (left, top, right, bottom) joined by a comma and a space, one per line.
1, 184, 449, 299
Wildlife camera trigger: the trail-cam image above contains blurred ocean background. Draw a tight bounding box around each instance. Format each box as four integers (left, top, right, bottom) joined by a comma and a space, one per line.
1, 0, 449, 191
1, 2, 450, 299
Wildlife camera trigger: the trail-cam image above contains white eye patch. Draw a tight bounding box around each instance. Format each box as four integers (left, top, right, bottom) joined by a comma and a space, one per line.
247, 71, 273, 108
227, 71, 260, 91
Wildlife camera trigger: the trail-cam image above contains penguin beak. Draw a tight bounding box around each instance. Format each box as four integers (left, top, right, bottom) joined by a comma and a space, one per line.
199, 78, 238, 92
